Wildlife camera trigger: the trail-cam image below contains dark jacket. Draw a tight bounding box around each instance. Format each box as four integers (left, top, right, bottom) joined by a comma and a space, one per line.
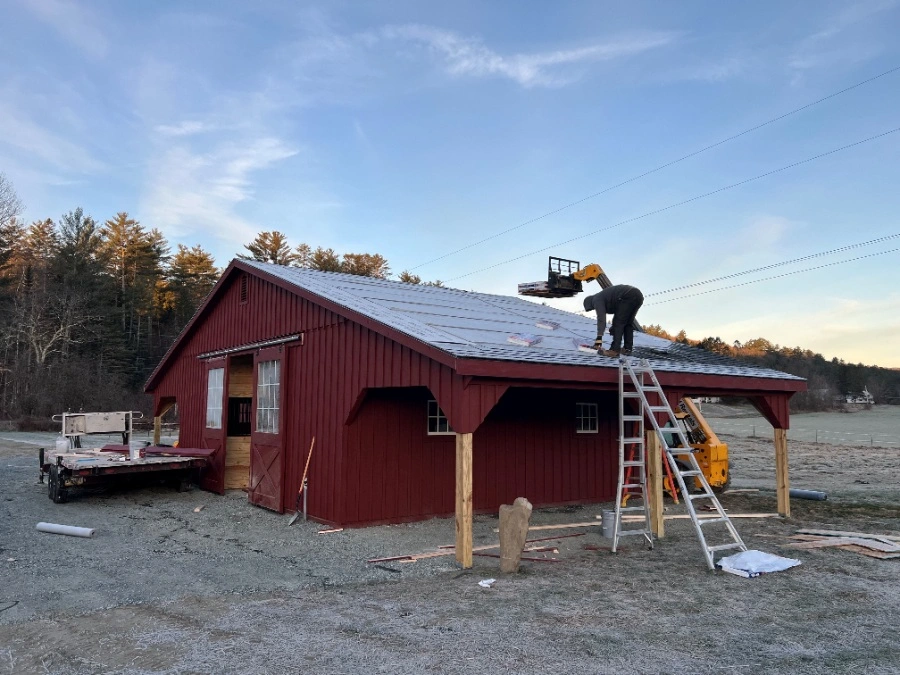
583, 284, 638, 315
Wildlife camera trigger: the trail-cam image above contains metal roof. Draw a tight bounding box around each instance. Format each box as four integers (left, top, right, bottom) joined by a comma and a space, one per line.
242, 260, 803, 382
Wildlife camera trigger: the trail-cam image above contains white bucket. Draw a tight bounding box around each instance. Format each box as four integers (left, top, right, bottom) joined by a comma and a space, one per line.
55, 436, 69, 453
601, 510, 615, 538
128, 442, 141, 460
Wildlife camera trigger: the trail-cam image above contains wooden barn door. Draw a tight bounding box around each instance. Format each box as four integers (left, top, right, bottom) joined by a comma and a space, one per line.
249, 346, 285, 512
201, 358, 227, 494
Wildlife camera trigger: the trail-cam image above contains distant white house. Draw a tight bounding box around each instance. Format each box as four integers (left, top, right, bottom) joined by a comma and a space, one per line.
844, 387, 875, 404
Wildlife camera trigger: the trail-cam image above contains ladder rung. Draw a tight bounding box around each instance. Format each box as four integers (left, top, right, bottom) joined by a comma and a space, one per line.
677, 470, 702, 477
622, 437, 645, 444
698, 517, 729, 526
687, 493, 715, 500
619, 506, 647, 513
622, 461, 644, 468
622, 392, 641, 398
622, 415, 644, 422
709, 543, 745, 552
622, 483, 643, 489
648, 405, 670, 413
617, 529, 652, 537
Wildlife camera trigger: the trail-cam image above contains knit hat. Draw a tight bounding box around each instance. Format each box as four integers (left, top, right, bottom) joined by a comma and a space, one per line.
582, 295, 593, 312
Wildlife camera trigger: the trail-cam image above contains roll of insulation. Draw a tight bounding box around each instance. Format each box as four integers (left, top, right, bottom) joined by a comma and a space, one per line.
36, 522, 96, 538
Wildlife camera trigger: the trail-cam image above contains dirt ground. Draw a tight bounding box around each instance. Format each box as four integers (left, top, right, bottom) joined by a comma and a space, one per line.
1, 432, 898, 675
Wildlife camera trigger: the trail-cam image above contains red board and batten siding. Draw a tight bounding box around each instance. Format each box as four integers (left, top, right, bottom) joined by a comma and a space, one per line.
149, 270, 509, 524
341, 387, 618, 526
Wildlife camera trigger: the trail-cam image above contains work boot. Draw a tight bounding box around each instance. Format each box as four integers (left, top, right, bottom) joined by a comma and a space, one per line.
601, 349, 620, 358
621, 348, 633, 356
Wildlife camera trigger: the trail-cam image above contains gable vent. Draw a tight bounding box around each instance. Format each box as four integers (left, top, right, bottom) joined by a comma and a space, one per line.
240, 274, 249, 304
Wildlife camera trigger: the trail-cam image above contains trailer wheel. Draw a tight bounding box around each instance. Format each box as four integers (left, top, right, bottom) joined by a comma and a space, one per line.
48, 465, 68, 504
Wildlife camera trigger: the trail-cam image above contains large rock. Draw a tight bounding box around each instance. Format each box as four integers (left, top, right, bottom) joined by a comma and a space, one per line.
498, 497, 533, 573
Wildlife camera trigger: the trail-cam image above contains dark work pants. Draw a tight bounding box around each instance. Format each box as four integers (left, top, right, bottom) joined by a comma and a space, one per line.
610, 288, 644, 351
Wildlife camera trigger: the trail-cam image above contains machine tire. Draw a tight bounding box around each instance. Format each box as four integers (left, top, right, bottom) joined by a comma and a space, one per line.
711, 472, 731, 494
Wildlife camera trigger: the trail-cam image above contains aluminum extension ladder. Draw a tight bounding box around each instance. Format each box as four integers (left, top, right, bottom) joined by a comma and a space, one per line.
611, 357, 747, 570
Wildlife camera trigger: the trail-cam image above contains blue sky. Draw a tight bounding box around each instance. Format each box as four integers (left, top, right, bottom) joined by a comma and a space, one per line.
2, 0, 899, 367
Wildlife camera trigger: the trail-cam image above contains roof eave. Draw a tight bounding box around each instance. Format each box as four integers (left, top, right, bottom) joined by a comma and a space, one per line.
455, 357, 807, 394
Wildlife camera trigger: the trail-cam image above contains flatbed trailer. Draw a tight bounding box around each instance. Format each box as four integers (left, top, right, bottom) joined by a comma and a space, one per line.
39, 448, 208, 503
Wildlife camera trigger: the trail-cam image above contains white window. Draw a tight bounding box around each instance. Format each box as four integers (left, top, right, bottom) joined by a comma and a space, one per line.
427, 399, 454, 435
206, 368, 224, 429
256, 360, 280, 434
576, 402, 598, 434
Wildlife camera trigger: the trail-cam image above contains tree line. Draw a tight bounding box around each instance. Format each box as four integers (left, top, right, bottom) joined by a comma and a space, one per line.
0, 174, 441, 424
643, 325, 900, 411
3, 171, 896, 423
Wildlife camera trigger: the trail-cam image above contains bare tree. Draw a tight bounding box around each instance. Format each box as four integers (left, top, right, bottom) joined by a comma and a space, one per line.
0, 173, 24, 226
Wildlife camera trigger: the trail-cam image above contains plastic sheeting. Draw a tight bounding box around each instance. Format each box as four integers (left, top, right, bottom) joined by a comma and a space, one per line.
717, 549, 802, 578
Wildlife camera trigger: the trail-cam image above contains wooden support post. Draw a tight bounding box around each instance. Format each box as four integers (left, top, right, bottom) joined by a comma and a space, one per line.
455, 432, 473, 568
153, 401, 176, 446
775, 428, 791, 518
646, 431, 664, 537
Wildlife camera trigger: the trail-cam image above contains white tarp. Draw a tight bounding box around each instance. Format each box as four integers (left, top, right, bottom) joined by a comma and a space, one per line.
717, 550, 802, 578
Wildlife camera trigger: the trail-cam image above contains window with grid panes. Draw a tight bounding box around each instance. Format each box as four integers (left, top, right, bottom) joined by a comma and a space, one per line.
576, 402, 598, 433
206, 368, 224, 429
427, 399, 454, 435
256, 360, 280, 433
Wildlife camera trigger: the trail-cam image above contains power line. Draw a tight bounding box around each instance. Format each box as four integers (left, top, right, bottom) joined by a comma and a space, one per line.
646, 233, 900, 297
447, 125, 900, 282
648, 247, 900, 305
409, 65, 900, 272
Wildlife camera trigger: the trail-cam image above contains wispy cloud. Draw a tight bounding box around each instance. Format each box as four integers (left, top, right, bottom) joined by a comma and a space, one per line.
154, 121, 217, 137
381, 25, 678, 88
737, 215, 794, 249
788, 0, 897, 73
0, 100, 103, 174
667, 56, 751, 83
20, 0, 109, 59
141, 137, 298, 244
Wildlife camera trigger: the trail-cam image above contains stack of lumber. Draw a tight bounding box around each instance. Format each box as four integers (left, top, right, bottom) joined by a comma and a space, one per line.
786, 529, 900, 560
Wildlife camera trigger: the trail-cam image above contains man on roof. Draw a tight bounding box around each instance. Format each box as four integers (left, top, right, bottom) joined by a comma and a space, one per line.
583, 284, 644, 358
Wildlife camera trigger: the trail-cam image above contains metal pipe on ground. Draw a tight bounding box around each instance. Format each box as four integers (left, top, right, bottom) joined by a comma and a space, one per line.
36, 522, 96, 538
789, 489, 828, 501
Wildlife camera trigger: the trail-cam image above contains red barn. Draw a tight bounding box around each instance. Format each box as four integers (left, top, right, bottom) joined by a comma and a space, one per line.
146, 260, 805, 562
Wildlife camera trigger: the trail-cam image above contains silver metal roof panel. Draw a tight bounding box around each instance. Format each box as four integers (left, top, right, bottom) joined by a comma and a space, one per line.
242, 260, 803, 382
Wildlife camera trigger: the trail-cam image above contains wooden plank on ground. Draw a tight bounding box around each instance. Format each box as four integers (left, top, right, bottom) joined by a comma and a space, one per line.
523, 522, 601, 531
785, 537, 900, 553
795, 528, 900, 543
473, 553, 561, 563
836, 545, 900, 560
623, 513, 780, 521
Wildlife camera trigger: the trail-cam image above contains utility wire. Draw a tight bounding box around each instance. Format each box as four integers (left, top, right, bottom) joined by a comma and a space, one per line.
646, 233, 900, 297
648, 247, 900, 305
447, 125, 900, 282
409, 65, 900, 272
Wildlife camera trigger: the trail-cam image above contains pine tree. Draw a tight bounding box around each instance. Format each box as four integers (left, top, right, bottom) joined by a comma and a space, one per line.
239, 231, 298, 265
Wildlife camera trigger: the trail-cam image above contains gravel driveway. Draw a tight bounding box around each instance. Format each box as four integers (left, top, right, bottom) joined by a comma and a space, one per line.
1, 433, 898, 674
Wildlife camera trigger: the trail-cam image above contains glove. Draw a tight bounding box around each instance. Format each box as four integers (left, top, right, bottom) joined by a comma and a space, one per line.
592, 337, 603, 350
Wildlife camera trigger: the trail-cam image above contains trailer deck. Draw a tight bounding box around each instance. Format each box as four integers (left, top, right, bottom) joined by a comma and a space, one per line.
40, 447, 210, 503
